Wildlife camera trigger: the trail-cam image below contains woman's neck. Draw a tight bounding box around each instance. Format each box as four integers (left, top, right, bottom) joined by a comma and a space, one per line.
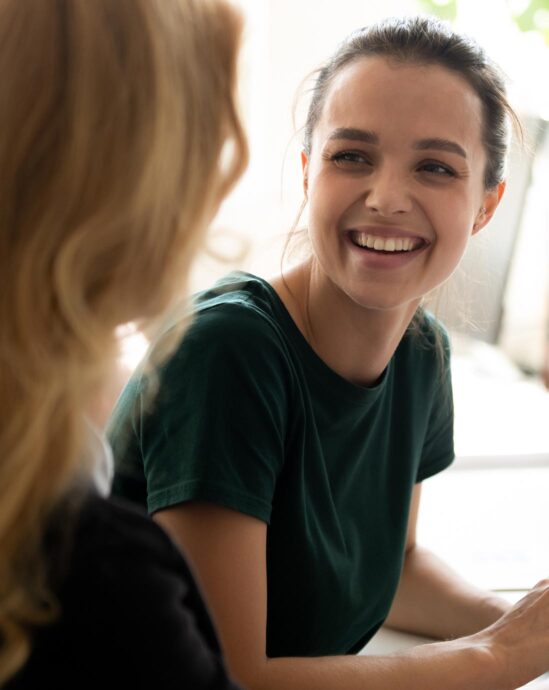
270, 259, 420, 387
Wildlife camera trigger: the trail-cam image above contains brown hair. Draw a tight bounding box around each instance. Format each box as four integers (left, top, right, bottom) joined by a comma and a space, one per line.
0, 0, 247, 681
303, 15, 519, 189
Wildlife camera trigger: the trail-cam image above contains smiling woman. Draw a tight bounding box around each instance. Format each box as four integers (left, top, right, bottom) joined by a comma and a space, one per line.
108, 15, 549, 690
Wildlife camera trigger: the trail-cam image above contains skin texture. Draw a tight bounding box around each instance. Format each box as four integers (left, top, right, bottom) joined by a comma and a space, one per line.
154, 58, 549, 690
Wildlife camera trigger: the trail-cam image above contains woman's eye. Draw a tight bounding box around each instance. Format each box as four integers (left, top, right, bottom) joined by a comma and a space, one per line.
331, 151, 371, 166
419, 162, 456, 177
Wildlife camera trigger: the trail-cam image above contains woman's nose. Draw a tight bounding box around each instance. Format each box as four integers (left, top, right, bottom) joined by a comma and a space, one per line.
363, 168, 413, 216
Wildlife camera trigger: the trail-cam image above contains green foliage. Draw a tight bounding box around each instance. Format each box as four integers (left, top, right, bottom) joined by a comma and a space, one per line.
416, 0, 457, 22
417, 0, 549, 45
418, 0, 549, 45
509, 0, 549, 46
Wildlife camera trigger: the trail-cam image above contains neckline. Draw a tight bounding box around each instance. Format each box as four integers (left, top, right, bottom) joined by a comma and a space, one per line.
238, 272, 392, 405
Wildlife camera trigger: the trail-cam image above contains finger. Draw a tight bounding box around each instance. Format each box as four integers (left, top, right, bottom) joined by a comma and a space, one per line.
533, 578, 549, 589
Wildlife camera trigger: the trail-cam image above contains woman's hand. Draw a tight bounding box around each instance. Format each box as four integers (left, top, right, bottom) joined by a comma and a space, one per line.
470, 579, 549, 688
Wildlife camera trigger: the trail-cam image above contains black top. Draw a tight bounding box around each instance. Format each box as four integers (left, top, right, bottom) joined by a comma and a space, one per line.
7, 490, 242, 690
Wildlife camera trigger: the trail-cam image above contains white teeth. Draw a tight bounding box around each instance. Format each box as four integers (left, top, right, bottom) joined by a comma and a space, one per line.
352, 233, 419, 252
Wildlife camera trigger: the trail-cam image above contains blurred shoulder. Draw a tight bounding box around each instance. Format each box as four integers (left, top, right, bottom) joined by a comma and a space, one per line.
189, 271, 288, 342
51, 489, 183, 575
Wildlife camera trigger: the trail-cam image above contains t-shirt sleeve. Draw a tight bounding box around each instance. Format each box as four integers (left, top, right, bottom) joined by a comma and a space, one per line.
138, 304, 292, 522
416, 326, 455, 483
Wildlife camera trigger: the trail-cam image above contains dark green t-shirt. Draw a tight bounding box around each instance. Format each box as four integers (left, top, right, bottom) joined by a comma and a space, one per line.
109, 271, 454, 657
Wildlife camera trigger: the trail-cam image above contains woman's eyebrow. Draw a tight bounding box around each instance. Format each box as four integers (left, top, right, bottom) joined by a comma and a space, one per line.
414, 138, 467, 158
327, 127, 379, 144
326, 129, 467, 159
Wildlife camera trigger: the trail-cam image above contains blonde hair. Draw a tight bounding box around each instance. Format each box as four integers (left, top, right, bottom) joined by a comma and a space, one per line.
0, 0, 247, 681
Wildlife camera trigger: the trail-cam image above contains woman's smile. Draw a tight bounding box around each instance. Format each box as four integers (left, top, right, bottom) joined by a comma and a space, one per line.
345, 228, 430, 270
349, 233, 425, 253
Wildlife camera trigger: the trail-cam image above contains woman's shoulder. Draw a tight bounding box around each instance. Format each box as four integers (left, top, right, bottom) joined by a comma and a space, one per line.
65, 490, 183, 567
50, 489, 217, 647
42, 489, 188, 600
189, 271, 287, 341
12, 489, 240, 690
161, 272, 297, 378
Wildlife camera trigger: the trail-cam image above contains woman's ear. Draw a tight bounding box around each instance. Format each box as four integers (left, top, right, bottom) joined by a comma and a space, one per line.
301, 150, 309, 198
472, 180, 506, 235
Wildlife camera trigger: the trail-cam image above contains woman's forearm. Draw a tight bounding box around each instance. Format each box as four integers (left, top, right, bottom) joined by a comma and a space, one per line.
384, 544, 510, 639
156, 505, 549, 690
244, 638, 503, 690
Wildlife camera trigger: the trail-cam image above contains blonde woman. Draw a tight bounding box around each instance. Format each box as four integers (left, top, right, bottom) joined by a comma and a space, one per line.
0, 0, 247, 687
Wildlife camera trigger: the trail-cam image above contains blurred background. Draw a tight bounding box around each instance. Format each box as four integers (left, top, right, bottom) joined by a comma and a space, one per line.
119, 0, 549, 596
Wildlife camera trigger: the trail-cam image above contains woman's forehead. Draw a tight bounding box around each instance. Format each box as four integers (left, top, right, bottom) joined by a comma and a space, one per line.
316, 56, 485, 152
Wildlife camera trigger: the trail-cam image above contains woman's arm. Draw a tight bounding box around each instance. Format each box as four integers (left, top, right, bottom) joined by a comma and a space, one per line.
155, 502, 549, 690
385, 484, 510, 639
